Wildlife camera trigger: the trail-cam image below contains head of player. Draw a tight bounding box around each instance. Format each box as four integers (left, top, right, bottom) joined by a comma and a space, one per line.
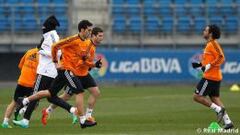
91, 27, 104, 45
42, 15, 60, 34
203, 24, 221, 41
78, 20, 93, 40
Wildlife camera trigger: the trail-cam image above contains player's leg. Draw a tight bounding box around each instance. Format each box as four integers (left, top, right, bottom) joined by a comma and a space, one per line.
86, 87, 100, 120
16, 75, 52, 108
2, 84, 33, 128
1, 100, 15, 128
45, 86, 73, 115
193, 78, 225, 122
80, 73, 100, 121
63, 71, 96, 128
14, 75, 53, 128
209, 86, 234, 129
42, 86, 74, 125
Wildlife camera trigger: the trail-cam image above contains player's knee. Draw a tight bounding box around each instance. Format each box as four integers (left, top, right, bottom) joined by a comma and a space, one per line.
193, 94, 200, 102
91, 87, 100, 98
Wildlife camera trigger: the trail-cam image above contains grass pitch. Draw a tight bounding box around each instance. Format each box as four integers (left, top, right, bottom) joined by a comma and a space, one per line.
0, 84, 239, 135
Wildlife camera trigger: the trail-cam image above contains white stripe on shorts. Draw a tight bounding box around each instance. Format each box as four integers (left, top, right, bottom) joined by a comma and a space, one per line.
33, 74, 42, 94
199, 80, 208, 96
64, 71, 77, 88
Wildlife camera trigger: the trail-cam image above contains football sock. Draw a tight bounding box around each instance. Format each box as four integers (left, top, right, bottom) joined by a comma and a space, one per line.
70, 107, 76, 114
3, 118, 9, 124
85, 108, 93, 118
23, 98, 30, 106
80, 115, 86, 124
46, 106, 53, 114
210, 103, 221, 113
223, 113, 232, 125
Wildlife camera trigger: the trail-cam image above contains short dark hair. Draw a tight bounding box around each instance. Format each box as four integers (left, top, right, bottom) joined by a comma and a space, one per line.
78, 20, 93, 32
208, 24, 221, 39
91, 27, 103, 36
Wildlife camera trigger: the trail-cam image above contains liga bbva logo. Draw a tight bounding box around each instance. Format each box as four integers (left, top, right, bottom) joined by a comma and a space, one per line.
188, 53, 203, 79
89, 53, 108, 78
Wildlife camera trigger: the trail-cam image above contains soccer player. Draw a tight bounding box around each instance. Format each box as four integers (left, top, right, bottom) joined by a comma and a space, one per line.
17, 23, 102, 129
1, 47, 39, 128
42, 27, 103, 125
192, 24, 234, 129
13, 15, 61, 128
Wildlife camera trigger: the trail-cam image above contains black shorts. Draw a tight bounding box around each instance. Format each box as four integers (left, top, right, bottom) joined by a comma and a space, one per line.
33, 74, 54, 94
195, 78, 221, 97
64, 73, 97, 95
13, 84, 33, 102
49, 69, 84, 96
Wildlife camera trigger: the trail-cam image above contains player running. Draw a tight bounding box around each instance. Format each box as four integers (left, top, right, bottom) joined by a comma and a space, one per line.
17, 24, 102, 129
1, 47, 39, 128
42, 27, 103, 125
192, 24, 234, 129
13, 15, 61, 128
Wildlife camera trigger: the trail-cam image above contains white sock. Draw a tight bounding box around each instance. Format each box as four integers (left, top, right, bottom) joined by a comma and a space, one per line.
79, 115, 86, 124
46, 106, 53, 114
3, 118, 9, 124
85, 108, 93, 118
70, 107, 76, 114
210, 103, 221, 113
19, 106, 27, 115
22, 119, 29, 125
23, 98, 30, 106
223, 113, 232, 125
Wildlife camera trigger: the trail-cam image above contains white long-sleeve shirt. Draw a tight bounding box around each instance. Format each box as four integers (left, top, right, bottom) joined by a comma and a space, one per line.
37, 30, 61, 78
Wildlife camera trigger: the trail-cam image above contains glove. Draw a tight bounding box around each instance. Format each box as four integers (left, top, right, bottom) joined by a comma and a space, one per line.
95, 59, 102, 68
192, 62, 202, 69
201, 64, 211, 72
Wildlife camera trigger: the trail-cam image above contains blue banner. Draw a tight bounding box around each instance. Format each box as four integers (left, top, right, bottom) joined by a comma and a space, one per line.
89, 49, 240, 82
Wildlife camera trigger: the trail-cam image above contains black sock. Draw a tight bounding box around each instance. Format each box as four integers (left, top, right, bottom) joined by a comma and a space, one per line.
47, 96, 72, 113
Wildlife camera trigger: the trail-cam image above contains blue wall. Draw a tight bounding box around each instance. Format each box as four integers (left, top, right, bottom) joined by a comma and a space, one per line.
90, 49, 240, 83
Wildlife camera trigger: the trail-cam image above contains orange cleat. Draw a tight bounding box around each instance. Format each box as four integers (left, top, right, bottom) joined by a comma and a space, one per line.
41, 108, 49, 126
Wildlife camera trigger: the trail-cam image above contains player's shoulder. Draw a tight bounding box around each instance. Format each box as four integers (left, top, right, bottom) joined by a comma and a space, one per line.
26, 48, 38, 54
57, 34, 79, 45
85, 38, 91, 44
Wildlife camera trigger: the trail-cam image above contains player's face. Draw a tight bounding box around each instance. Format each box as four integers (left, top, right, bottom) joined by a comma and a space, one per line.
83, 26, 93, 39
95, 32, 104, 44
203, 26, 210, 40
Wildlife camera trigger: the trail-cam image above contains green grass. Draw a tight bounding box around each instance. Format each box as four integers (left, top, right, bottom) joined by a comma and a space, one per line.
0, 85, 239, 135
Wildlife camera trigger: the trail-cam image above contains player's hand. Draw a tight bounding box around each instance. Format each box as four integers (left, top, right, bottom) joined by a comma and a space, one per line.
192, 62, 202, 68
95, 59, 102, 68
201, 64, 211, 72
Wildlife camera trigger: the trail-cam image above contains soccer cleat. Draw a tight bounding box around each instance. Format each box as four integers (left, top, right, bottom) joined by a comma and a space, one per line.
12, 120, 29, 128
41, 108, 49, 126
217, 108, 225, 123
224, 123, 234, 129
1, 123, 12, 128
71, 113, 78, 124
87, 116, 96, 123
80, 120, 97, 129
